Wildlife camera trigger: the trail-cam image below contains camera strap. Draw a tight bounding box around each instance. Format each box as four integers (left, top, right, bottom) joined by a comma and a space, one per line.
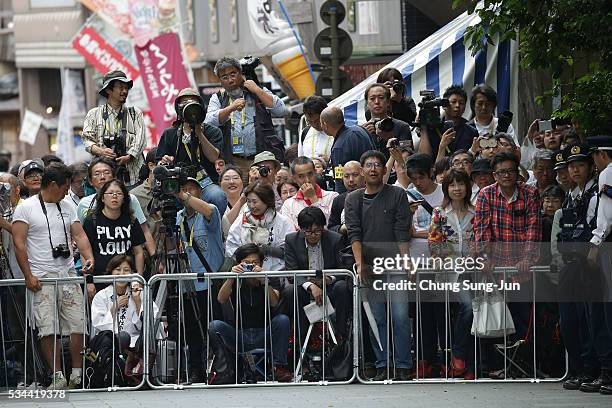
38, 194, 70, 251
181, 215, 212, 273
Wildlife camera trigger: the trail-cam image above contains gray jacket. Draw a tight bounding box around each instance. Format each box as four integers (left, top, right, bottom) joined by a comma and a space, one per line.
345, 184, 412, 264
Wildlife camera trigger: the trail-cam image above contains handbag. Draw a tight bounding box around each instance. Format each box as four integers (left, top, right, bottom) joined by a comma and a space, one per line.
470, 290, 516, 338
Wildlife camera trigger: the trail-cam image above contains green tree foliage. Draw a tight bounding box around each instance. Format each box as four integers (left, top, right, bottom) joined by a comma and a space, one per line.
454, 0, 612, 136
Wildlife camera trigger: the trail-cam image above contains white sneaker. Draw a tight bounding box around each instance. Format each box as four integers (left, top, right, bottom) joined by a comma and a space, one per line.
47, 372, 67, 390
68, 373, 82, 389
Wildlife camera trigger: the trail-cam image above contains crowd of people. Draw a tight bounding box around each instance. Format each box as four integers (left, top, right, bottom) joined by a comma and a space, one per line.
0, 62, 610, 394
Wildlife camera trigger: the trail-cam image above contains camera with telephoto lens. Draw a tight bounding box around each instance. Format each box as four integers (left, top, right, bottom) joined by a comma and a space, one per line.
258, 166, 270, 178
179, 101, 206, 126
373, 117, 395, 133
52, 243, 71, 259
416, 90, 449, 130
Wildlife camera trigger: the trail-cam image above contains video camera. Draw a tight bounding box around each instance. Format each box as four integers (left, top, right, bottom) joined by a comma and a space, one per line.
151, 164, 193, 229
416, 90, 449, 129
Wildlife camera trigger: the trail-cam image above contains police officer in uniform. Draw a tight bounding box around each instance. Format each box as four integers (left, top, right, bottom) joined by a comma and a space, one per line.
585, 135, 612, 395
554, 143, 600, 391
559, 144, 612, 392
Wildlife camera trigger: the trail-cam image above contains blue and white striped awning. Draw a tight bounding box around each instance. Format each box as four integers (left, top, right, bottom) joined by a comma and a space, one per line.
330, 8, 518, 129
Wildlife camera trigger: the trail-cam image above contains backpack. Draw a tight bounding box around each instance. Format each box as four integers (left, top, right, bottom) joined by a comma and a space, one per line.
84, 331, 127, 389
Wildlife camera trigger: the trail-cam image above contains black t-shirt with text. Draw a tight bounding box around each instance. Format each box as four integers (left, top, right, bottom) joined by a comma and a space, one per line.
82, 211, 146, 277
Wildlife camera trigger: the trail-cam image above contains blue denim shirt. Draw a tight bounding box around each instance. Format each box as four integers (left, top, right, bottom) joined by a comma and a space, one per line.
176, 206, 224, 291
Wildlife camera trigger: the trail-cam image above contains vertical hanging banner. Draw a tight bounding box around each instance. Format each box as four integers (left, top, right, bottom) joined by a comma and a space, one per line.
135, 32, 191, 134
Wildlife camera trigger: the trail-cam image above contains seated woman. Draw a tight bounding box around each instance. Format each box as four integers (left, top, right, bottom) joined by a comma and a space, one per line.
226, 181, 294, 273
90, 255, 154, 383
208, 244, 292, 383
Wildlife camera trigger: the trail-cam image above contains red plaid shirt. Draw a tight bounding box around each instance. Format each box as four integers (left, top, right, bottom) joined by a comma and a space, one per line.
473, 182, 542, 269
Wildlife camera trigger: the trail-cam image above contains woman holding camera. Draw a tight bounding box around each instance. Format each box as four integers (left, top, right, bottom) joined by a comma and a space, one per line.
90, 255, 156, 385
82, 179, 146, 294
226, 181, 294, 272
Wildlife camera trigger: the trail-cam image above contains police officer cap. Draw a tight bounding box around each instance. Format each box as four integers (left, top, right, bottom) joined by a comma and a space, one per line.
587, 135, 612, 151
563, 143, 591, 163
552, 150, 566, 171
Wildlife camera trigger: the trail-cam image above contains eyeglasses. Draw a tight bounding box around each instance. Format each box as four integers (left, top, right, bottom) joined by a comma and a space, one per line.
364, 162, 384, 169
104, 192, 124, 198
25, 173, 42, 181
452, 160, 472, 167
303, 228, 323, 236
219, 71, 240, 81
93, 170, 113, 178
494, 169, 518, 177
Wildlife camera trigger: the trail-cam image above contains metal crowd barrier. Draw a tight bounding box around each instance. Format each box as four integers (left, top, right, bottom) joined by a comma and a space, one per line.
0, 266, 571, 392
0, 274, 148, 393
357, 265, 568, 384
146, 269, 358, 388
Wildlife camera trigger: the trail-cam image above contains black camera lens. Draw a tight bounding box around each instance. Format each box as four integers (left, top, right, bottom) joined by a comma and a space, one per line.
258, 166, 270, 178
392, 80, 405, 93
182, 101, 206, 125
376, 117, 395, 133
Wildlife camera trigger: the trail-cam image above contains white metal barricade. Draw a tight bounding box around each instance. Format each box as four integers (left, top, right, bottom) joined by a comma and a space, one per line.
146, 269, 358, 389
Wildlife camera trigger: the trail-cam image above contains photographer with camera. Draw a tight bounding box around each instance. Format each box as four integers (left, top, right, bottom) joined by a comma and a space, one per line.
418, 85, 479, 162
174, 176, 225, 382
82, 71, 146, 187
360, 84, 414, 175
372, 68, 416, 125
205, 57, 287, 178
12, 163, 95, 390
156, 88, 228, 216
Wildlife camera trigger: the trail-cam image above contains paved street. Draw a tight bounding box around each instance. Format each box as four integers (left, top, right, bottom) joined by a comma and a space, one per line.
1, 383, 610, 408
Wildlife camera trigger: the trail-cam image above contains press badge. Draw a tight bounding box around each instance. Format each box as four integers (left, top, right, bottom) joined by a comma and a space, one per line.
334, 166, 344, 179
232, 135, 244, 154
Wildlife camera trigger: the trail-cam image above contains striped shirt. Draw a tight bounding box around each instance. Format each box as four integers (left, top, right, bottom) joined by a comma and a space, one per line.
82, 103, 146, 186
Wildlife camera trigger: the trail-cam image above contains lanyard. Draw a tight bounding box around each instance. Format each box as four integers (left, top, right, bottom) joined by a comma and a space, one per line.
103, 105, 123, 136
181, 214, 195, 248
38, 194, 69, 251
228, 97, 246, 129
309, 128, 331, 159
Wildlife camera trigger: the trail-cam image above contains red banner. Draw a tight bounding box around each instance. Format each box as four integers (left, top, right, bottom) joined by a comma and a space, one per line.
135, 32, 191, 135
73, 26, 139, 79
